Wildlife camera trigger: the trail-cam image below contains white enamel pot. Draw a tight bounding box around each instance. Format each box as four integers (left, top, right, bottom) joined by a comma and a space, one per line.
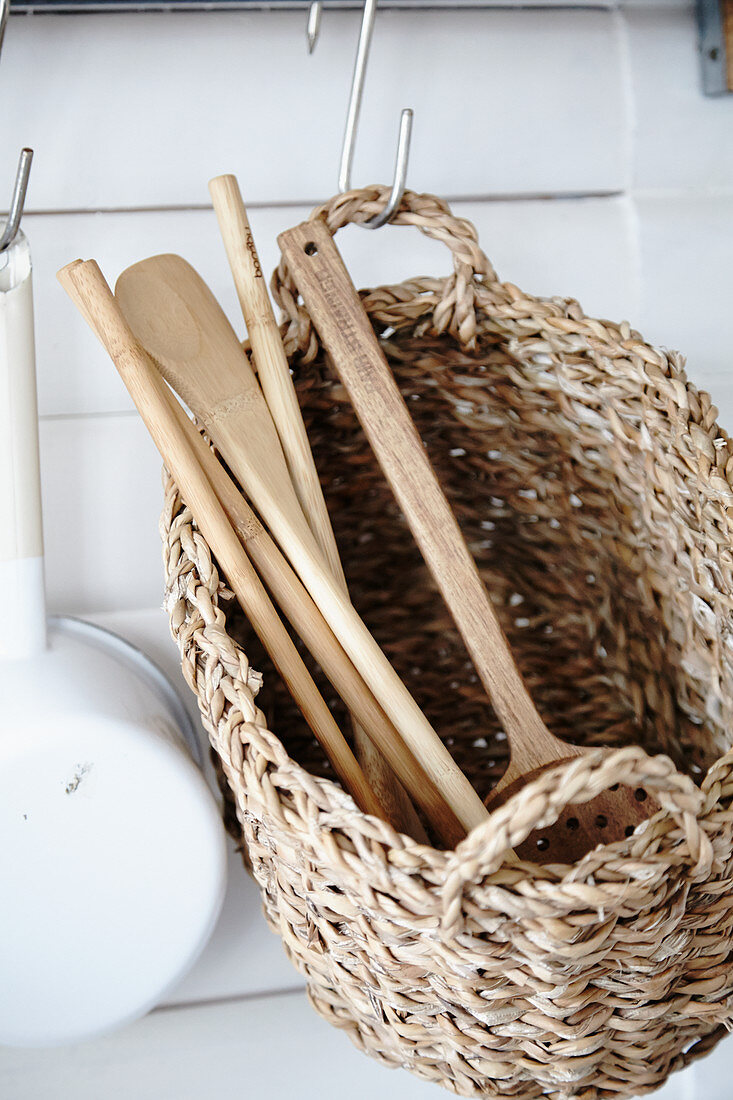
0, 228, 228, 1048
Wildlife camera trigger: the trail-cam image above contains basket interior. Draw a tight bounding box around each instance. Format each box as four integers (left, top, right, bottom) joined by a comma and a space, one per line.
226, 324, 732, 840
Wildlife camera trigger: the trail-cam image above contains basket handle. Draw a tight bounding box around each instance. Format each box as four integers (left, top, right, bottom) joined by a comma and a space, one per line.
271, 187, 497, 359
439, 747, 714, 942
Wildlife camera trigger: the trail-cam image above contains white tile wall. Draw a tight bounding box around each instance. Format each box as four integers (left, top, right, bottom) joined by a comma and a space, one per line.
0, 10, 625, 208
1, 989, 444, 1100
625, 7, 733, 190
39, 414, 164, 613
0, 961, 722, 1099
30, 195, 636, 420
3, 1, 733, 1095
634, 194, 733, 399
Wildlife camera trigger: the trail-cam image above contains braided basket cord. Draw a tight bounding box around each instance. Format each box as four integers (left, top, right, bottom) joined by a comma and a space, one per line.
161, 188, 733, 1098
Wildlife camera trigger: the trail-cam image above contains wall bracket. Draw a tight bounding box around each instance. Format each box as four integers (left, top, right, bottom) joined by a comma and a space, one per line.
698, 0, 733, 94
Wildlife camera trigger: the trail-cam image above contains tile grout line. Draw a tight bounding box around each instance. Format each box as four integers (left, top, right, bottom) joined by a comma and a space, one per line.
613, 4, 636, 196
39, 409, 140, 423
629, 186, 733, 199
9, 2, 618, 13
19, 189, 733, 225
613, 5, 645, 327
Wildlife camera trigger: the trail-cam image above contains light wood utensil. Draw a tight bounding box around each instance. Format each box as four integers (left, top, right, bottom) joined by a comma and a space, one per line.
207, 175, 343, 588
57, 258, 385, 823
208, 173, 422, 841
278, 218, 658, 863
115, 254, 487, 845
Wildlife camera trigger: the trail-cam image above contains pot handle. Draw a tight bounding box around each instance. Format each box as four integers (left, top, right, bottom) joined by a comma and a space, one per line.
0, 231, 47, 660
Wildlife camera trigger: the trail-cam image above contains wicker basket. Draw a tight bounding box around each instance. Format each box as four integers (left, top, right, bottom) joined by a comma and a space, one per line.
162, 189, 733, 1099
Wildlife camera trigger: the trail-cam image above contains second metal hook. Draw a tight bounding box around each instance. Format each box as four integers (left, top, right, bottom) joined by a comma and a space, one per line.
308, 0, 413, 229
0, 149, 34, 255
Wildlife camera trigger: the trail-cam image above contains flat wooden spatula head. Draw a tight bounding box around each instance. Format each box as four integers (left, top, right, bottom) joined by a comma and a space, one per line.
116, 254, 245, 412
116, 253, 319, 554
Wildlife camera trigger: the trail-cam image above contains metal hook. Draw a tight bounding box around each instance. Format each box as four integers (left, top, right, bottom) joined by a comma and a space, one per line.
306, 1, 321, 55
0, 0, 9, 57
0, 148, 34, 254
307, 0, 413, 229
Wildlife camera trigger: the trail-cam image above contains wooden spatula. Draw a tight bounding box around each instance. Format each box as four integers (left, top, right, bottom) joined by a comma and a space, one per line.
278, 217, 658, 863
115, 254, 489, 847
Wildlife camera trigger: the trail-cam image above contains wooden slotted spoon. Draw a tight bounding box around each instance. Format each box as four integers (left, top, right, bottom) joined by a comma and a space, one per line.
278, 217, 658, 863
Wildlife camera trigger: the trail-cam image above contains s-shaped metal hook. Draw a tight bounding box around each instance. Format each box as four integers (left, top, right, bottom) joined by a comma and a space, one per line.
307, 0, 413, 229
0, 149, 33, 255
1, 2, 34, 254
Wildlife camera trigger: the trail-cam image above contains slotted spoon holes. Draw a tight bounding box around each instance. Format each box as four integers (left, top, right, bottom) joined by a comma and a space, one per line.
513, 784, 654, 864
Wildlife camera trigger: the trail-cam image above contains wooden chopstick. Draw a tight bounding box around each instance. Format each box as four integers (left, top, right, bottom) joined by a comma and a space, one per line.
208, 173, 425, 841
208, 176, 344, 583
57, 258, 386, 824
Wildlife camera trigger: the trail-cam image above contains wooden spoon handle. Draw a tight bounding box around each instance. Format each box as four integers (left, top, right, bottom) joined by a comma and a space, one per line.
208, 174, 424, 841
57, 258, 385, 823
278, 219, 565, 779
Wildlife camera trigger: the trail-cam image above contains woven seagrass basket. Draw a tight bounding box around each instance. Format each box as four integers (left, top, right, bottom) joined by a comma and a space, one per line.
162, 189, 733, 1099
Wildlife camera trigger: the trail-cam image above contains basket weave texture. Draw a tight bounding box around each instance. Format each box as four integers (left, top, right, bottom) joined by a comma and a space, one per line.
161, 189, 733, 1099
